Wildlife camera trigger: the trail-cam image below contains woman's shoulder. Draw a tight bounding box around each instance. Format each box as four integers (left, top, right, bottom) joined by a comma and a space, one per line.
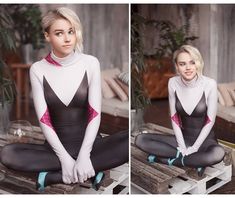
168, 75, 180, 86
202, 76, 217, 88
29, 59, 46, 75
79, 53, 100, 65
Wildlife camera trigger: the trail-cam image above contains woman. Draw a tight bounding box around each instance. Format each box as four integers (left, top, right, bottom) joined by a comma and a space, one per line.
135, 45, 224, 176
0, 7, 128, 190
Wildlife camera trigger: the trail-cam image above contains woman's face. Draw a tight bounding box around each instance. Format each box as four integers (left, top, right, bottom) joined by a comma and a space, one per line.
45, 18, 76, 58
176, 52, 197, 81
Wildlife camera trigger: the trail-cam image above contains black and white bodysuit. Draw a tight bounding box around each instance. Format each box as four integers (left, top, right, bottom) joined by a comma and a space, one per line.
136, 75, 224, 168
0, 51, 128, 185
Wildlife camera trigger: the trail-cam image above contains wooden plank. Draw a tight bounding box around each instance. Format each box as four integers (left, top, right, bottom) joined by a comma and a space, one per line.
132, 145, 185, 176
131, 157, 169, 193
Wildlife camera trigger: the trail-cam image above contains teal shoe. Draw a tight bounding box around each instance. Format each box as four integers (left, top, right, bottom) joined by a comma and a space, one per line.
37, 172, 48, 191
147, 155, 156, 163
197, 167, 205, 177
168, 150, 181, 166
92, 172, 105, 191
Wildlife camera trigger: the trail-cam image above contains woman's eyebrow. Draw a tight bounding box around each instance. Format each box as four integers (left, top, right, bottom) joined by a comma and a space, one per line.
53, 29, 64, 32
54, 28, 73, 32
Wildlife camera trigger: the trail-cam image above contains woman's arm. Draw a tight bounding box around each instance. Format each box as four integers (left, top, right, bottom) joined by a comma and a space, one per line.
30, 66, 76, 184
186, 80, 217, 155
73, 58, 101, 183
168, 78, 187, 155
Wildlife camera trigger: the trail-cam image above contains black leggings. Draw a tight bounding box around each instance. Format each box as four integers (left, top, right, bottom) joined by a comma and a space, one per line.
0, 130, 128, 186
135, 133, 225, 168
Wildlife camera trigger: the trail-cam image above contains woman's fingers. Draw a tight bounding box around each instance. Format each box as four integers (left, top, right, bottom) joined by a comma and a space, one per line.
74, 169, 79, 183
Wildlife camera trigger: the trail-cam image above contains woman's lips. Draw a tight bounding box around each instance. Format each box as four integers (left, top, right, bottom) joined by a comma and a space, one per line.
63, 45, 72, 47
185, 72, 193, 76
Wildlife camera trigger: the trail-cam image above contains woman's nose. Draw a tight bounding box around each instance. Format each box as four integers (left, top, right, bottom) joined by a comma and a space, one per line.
64, 34, 71, 42
186, 64, 191, 69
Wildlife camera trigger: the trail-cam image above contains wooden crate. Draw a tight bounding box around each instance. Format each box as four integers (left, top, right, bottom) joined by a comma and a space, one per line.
131, 123, 232, 194
0, 126, 129, 194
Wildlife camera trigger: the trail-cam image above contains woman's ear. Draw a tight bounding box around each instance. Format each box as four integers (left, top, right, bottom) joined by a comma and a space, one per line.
44, 32, 50, 42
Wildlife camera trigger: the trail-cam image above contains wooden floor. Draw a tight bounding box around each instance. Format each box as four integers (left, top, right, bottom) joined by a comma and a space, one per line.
143, 98, 235, 194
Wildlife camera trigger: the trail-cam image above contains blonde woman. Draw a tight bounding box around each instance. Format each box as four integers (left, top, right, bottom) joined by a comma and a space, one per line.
0, 7, 128, 190
135, 45, 224, 176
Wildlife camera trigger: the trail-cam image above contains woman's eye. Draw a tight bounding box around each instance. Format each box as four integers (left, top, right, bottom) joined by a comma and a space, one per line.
55, 32, 63, 36
179, 63, 185, 66
69, 30, 74, 34
190, 61, 195, 65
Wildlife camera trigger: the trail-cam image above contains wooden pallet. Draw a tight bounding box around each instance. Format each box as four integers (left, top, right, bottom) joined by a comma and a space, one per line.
168, 162, 232, 194
131, 123, 232, 194
0, 126, 129, 194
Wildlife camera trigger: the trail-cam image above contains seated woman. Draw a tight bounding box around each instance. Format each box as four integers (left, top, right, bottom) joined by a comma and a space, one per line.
135, 45, 224, 176
0, 7, 128, 191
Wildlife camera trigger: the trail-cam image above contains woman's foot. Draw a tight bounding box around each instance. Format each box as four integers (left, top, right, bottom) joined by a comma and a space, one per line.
197, 167, 205, 177
167, 150, 184, 166
91, 172, 105, 191
36, 172, 48, 191
147, 154, 157, 163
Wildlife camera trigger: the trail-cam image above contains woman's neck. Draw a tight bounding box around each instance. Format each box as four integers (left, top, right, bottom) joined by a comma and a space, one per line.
180, 74, 201, 88
46, 50, 81, 67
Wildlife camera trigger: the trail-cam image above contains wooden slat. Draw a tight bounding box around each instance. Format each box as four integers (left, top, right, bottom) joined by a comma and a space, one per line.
131, 158, 169, 194
132, 145, 185, 176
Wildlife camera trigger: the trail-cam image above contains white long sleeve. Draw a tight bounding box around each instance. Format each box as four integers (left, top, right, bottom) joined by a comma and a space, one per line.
73, 57, 101, 182
168, 79, 187, 151
77, 57, 101, 158
30, 66, 76, 184
30, 66, 71, 161
191, 79, 217, 151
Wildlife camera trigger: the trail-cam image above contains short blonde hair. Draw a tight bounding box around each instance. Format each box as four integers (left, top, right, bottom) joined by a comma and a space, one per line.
41, 7, 83, 52
173, 45, 204, 76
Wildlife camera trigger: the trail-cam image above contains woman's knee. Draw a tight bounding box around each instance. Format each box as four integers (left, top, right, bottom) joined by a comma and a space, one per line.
135, 133, 147, 148
0, 144, 18, 167
208, 146, 225, 165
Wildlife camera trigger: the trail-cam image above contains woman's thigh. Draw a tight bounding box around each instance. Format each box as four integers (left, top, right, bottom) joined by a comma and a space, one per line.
1, 143, 61, 172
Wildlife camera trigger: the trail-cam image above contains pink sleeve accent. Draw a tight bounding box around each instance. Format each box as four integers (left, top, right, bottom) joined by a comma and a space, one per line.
45, 53, 61, 67
87, 103, 98, 124
205, 115, 211, 126
171, 113, 182, 128
40, 108, 55, 131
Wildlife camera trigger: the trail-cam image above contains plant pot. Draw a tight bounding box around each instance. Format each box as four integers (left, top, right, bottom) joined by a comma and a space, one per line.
131, 108, 145, 133
0, 102, 12, 134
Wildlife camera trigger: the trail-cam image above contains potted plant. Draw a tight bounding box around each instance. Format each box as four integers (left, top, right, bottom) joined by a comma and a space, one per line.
152, 20, 198, 68
131, 13, 151, 132
138, 16, 199, 99
4, 4, 45, 64
0, 6, 17, 134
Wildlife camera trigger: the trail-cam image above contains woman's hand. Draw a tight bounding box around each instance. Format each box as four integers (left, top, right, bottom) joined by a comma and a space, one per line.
73, 155, 95, 183
177, 146, 187, 156
60, 154, 76, 184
